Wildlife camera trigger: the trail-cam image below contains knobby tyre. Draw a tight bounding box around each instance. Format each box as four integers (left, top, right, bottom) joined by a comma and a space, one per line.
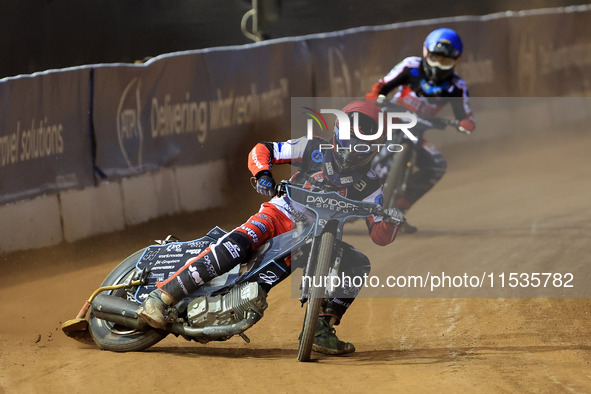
297, 230, 335, 362
88, 249, 168, 352
382, 142, 412, 209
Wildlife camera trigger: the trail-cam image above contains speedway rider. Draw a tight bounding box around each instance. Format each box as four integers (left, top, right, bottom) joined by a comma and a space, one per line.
138, 100, 404, 356
366, 28, 476, 233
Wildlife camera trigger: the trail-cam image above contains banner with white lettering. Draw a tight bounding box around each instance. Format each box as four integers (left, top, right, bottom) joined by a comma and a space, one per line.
0, 69, 94, 204
201, 39, 312, 136
92, 56, 212, 178
305, 29, 387, 98
307, 7, 591, 98
92, 40, 313, 179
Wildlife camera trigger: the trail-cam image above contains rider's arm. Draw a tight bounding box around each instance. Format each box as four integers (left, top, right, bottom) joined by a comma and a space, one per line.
247, 137, 308, 176
367, 216, 400, 246
450, 77, 476, 134
367, 215, 400, 246
378, 69, 409, 97
362, 189, 400, 246
376, 57, 419, 98
367, 59, 414, 99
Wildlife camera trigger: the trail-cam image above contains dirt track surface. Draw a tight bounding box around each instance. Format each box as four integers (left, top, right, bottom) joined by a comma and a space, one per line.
1, 125, 591, 393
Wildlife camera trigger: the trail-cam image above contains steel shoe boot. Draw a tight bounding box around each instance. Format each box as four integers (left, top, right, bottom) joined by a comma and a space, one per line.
311, 316, 355, 355
401, 221, 418, 234
137, 289, 174, 329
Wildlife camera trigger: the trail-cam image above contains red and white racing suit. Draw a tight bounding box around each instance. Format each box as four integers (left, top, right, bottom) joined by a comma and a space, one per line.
157, 136, 400, 321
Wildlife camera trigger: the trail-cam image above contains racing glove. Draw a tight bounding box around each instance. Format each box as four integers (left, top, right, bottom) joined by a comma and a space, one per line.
458, 119, 475, 135
383, 207, 405, 225
365, 79, 385, 100
255, 170, 276, 197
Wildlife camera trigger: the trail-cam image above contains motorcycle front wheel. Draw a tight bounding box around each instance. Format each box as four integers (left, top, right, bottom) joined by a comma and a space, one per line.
88, 249, 168, 352
297, 230, 335, 362
382, 141, 413, 210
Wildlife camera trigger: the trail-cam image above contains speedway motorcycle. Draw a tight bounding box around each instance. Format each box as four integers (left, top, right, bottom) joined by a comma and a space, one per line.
373, 101, 463, 211
62, 181, 399, 362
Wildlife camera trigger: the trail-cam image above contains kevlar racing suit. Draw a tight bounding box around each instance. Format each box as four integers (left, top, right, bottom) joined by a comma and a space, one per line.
155, 136, 401, 323
368, 56, 476, 210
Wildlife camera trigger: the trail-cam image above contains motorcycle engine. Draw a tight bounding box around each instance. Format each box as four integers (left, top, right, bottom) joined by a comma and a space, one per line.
186, 282, 268, 328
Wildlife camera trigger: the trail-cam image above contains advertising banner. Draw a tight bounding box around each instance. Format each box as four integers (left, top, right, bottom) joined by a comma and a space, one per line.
0, 68, 94, 204
92, 55, 213, 178
92, 39, 313, 179
308, 7, 591, 98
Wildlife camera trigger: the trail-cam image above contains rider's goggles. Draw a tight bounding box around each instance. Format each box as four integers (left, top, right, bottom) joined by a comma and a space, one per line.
425, 52, 457, 70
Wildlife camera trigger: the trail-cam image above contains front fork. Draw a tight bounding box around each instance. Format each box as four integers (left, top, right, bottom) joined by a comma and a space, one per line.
299, 235, 343, 305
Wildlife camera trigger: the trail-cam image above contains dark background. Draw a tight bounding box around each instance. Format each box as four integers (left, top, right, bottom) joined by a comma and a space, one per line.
0, 0, 587, 79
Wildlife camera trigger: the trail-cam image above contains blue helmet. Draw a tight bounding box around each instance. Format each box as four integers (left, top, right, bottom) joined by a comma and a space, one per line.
422, 28, 463, 84
424, 28, 463, 59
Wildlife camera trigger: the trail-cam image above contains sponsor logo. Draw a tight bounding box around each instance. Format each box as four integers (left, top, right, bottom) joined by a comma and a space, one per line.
251, 149, 265, 170
157, 254, 183, 259
117, 78, 143, 169
187, 240, 211, 248
151, 265, 177, 271
223, 241, 241, 259
240, 226, 259, 244
281, 201, 309, 223
201, 255, 218, 277
142, 250, 159, 261
325, 161, 334, 175
250, 220, 268, 234
259, 270, 279, 285
311, 149, 324, 163
354, 179, 367, 192
306, 195, 357, 213
188, 265, 204, 285
155, 259, 180, 265
166, 244, 183, 253
257, 177, 274, 187
375, 194, 384, 206
0, 118, 65, 169
176, 276, 189, 295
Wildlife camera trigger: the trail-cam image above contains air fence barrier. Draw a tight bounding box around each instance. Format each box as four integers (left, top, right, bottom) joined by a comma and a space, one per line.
1, 5, 590, 253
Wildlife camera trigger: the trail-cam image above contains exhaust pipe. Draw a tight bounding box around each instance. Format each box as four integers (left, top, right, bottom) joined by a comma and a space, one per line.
91, 294, 263, 340
91, 294, 149, 330
169, 311, 263, 340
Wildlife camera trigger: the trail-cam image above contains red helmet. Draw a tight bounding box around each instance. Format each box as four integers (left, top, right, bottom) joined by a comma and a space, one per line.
331, 100, 385, 174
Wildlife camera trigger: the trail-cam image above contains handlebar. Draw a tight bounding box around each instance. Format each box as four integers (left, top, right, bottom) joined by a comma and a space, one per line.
249, 179, 405, 224
274, 180, 288, 197
376, 96, 467, 134
273, 180, 405, 225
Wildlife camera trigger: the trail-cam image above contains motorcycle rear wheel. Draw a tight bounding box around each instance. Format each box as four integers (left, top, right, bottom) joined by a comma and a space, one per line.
297, 230, 335, 362
88, 249, 168, 352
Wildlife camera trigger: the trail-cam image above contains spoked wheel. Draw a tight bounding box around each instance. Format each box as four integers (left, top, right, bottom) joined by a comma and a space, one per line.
382, 141, 412, 210
88, 250, 168, 352
297, 230, 335, 362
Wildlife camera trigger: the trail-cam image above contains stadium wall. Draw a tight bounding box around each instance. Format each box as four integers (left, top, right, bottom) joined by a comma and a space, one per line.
1, 6, 590, 253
